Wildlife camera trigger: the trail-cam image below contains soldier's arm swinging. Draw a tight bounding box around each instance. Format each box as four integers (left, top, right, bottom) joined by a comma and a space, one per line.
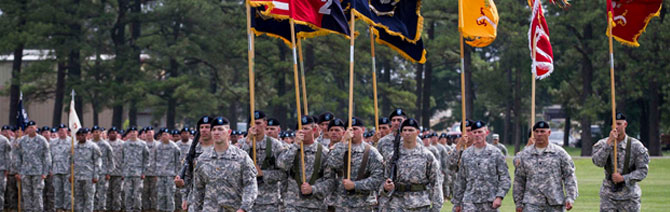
623, 144, 649, 185
512, 156, 527, 210
427, 154, 444, 212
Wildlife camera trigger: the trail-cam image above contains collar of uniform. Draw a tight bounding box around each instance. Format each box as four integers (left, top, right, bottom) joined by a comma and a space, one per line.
349, 142, 367, 152
400, 143, 424, 156
301, 142, 319, 153
531, 143, 557, 155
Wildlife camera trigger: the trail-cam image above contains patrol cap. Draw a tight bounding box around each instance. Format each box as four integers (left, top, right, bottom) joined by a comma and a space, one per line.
1, 125, 11, 130
76, 128, 89, 135
471, 120, 487, 131
328, 118, 346, 130
108, 127, 119, 133
197, 116, 213, 128
389, 108, 407, 119
439, 133, 448, 139
318, 112, 335, 123
180, 127, 190, 133
460, 119, 473, 132
300, 115, 315, 125
267, 118, 281, 127
400, 118, 420, 130
41, 126, 51, 132
50, 128, 58, 133
57, 124, 68, 130
211, 116, 230, 127
616, 112, 626, 121
532, 121, 550, 131
126, 126, 138, 132
379, 117, 391, 125
171, 129, 180, 135
26, 120, 36, 127
492, 134, 500, 139
346, 117, 364, 127
144, 126, 154, 131
253, 110, 266, 120
91, 125, 102, 132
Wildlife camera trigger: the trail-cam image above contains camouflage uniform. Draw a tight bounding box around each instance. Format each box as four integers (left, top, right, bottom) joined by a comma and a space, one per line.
452, 144, 510, 212
43, 137, 55, 212
121, 139, 150, 212
50, 137, 72, 210
4, 137, 19, 210
71, 140, 102, 212
92, 139, 115, 211
326, 142, 384, 211
107, 138, 125, 211
494, 143, 507, 157
376, 134, 424, 207
154, 141, 180, 212
592, 135, 649, 212
14, 135, 52, 212
277, 142, 334, 211
0, 135, 10, 210
175, 139, 190, 210
513, 143, 578, 211
425, 145, 441, 166
435, 143, 451, 200
190, 146, 258, 212
182, 143, 213, 211
317, 134, 331, 149
142, 140, 158, 211
383, 144, 443, 212
241, 136, 287, 212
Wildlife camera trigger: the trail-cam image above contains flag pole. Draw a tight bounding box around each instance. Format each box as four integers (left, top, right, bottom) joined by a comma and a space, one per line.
289, 19, 307, 183
531, 38, 537, 140
298, 38, 309, 115
370, 26, 379, 131
346, 9, 356, 180
608, 9, 618, 173
245, 1, 258, 167
70, 90, 76, 212
459, 34, 467, 141
17, 92, 22, 212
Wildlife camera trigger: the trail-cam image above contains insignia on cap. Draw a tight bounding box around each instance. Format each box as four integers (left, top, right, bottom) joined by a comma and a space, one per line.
396, 109, 402, 115
302, 117, 308, 123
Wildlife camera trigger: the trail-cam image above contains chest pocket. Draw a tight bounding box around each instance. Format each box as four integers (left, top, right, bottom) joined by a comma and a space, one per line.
397, 154, 428, 184
213, 158, 242, 188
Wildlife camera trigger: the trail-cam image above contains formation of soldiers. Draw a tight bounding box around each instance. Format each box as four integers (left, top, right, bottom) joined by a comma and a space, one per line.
0, 110, 649, 212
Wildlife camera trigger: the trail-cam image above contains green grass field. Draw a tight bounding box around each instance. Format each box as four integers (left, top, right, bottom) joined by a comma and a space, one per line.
440, 146, 670, 211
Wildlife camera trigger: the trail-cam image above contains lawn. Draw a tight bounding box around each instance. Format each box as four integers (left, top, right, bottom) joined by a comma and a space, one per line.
440, 149, 670, 212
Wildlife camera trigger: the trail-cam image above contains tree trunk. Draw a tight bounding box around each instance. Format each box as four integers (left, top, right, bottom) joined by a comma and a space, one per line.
111, 0, 129, 127
504, 69, 512, 145
647, 79, 661, 156
464, 43, 474, 118
68, 1, 83, 126
415, 63, 423, 122
564, 112, 571, 147
229, 101, 239, 130
513, 67, 522, 153
128, 0, 141, 128
9, 46, 24, 126
420, 21, 434, 128
129, 101, 137, 127
52, 60, 66, 126
580, 23, 594, 157
167, 97, 176, 129
274, 40, 288, 127
92, 98, 99, 125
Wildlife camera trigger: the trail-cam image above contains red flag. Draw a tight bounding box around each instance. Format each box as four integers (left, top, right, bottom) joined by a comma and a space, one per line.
528, 0, 554, 79
607, 0, 662, 47
249, 0, 350, 39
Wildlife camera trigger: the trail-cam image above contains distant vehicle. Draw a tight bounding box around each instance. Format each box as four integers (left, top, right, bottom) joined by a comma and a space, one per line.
548, 130, 577, 147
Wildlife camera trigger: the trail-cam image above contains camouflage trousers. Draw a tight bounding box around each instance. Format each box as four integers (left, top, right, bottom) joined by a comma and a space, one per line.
94, 176, 109, 211
142, 176, 157, 210
43, 175, 55, 212
600, 197, 640, 212
106, 176, 124, 211
72, 180, 95, 212
0, 173, 5, 210
283, 204, 325, 212
335, 206, 375, 212
20, 175, 45, 212
52, 174, 72, 210
4, 173, 18, 209
156, 176, 176, 212
460, 202, 498, 212
173, 187, 182, 212
384, 206, 432, 212
251, 203, 281, 212
124, 177, 143, 212
522, 203, 565, 212
200, 204, 238, 212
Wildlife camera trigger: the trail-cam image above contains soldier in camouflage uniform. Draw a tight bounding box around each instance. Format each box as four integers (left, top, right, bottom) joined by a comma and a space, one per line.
190, 116, 258, 212
121, 127, 150, 212
153, 128, 180, 212
326, 117, 384, 212
422, 134, 441, 164
316, 112, 335, 147
90, 126, 115, 212
370, 118, 391, 148
513, 121, 578, 212
14, 121, 52, 212
592, 113, 649, 212
376, 109, 407, 163
266, 118, 281, 140
322, 118, 346, 210
491, 134, 507, 157
176, 116, 214, 211
436, 133, 452, 200
277, 116, 334, 211
70, 128, 102, 212
40, 126, 56, 212
241, 110, 287, 212
4, 126, 20, 211
142, 126, 159, 212
382, 118, 443, 212
106, 127, 125, 212
174, 127, 191, 212
50, 124, 73, 212
452, 121, 510, 212
0, 129, 11, 211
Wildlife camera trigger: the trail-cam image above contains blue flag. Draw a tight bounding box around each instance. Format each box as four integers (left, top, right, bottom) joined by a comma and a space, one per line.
16, 92, 29, 130
344, 0, 422, 43
374, 26, 426, 63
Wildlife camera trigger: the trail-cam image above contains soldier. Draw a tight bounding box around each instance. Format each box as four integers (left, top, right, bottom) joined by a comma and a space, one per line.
277, 116, 334, 211
121, 126, 150, 212
266, 118, 282, 140
437, 133, 453, 200
240, 111, 287, 212
491, 134, 507, 156
326, 119, 346, 149
106, 127, 125, 212
0, 127, 11, 211
88, 125, 115, 212
176, 116, 214, 211
4, 125, 20, 212
171, 130, 181, 142
71, 128, 102, 212
173, 128, 191, 211
422, 133, 441, 163
592, 113, 649, 212
50, 124, 72, 212
452, 121, 510, 212
142, 126, 159, 212
371, 118, 391, 147
190, 116, 258, 212
382, 118, 443, 211
513, 121, 578, 212
154, 128, 180, 212
14, 121, 52, 212
377, 109, 407, 163
445, 120, 473, 177
317, 112, 336, 147
38, 126, 55, 212
326, 117, 384, 211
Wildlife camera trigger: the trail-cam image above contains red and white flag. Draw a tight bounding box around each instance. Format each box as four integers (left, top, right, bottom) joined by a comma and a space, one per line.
528, 0, 554, 79
68, 90, 81, 141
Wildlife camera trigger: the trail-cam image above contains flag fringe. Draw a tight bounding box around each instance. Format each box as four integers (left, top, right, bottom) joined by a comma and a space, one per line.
372, 28, 426, 64
345, 1, 424, 44
606, 4, 662, 48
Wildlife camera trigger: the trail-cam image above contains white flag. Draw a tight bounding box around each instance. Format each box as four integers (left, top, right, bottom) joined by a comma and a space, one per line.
68, 91, 81, 141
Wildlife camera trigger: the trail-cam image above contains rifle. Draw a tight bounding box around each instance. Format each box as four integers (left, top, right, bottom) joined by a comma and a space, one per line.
389, 128, 401, 182
179, 131, 201, 180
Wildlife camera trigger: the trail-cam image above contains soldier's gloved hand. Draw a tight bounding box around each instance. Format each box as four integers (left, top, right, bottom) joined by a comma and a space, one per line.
516, 207, 523, 212
492, 197, 502, 209
92, 178, 98, 184
300, 182, 313, 195
565, 201, 573, 210
342, 179, 355, 191
181, 200, 188, 210
607, 129, 619, 146
612, 173, 624, 183
383, 179, 394, 192
174, 176, 184, 187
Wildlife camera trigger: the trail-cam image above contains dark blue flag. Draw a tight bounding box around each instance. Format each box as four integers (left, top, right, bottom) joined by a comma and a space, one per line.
374, 26, 426, 63
344, 0, 422, 43
251, 7, 315, 47
16, 92, 29, 130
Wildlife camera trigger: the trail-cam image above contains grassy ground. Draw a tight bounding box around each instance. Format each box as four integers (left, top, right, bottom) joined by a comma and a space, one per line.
440, 146, 670, 211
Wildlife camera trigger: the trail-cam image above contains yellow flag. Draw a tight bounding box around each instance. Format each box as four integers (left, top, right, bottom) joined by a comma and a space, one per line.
459, 0, 499, 47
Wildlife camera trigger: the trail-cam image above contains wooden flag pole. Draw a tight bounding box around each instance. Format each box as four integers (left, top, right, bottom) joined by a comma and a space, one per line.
245, 2, 258, 166
70, 92, 76, 212
531, 38, 537, 140
370, 26, 379, 131
346, 10, 356, 180
298, 38, 309, 115
289, 19, 307, 183
459, 34, 467, 139
608, 12, 618, 173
